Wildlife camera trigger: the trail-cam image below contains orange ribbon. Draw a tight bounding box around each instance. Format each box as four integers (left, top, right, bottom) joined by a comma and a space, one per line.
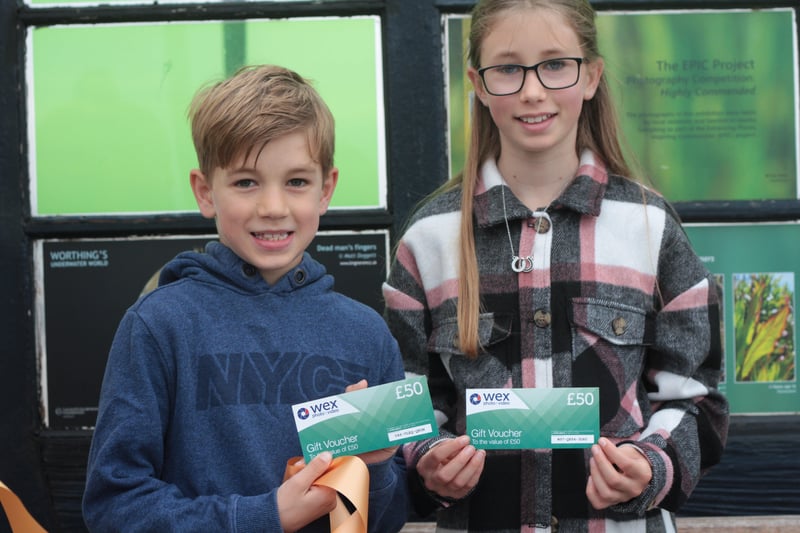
0, 481, 47, 533
283, 456, 369, 533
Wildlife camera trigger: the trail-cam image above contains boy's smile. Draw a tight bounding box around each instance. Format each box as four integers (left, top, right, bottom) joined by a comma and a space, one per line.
191, 130, 338, 285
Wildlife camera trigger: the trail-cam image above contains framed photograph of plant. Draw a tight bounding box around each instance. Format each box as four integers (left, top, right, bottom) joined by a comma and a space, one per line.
733, 272, 795, 384
685, 223, 798, 414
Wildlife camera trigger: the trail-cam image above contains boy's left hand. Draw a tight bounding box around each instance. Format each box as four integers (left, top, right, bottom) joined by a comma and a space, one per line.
586, 437, 653, 509
344, 379, 399, 464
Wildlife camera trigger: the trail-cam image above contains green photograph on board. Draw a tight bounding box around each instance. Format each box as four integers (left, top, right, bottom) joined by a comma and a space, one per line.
732, 272, 795, 384
685, 223, 798, 415
30, 17, 385, 215
447, 9, 798, 202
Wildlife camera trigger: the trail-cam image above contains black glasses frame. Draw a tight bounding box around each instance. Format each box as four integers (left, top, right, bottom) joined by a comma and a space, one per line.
478, 57, 584, 95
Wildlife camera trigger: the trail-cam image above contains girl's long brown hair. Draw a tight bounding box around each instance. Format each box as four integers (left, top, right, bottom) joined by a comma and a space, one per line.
455, 0, 634, 357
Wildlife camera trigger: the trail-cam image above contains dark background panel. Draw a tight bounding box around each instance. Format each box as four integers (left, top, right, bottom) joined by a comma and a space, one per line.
42, 233, 388, 431
1, 1, 799, 532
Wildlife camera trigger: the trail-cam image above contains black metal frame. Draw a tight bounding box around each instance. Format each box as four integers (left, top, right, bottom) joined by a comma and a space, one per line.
2, 1, 799, 531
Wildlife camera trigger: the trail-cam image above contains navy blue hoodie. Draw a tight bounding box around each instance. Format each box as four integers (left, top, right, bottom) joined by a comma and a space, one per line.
83, 242, 408, 532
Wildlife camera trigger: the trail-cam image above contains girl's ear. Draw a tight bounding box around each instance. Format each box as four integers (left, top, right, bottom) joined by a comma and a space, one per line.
190, 169, 216, 219
583, 57, 605, 101
318, 167, 339, 215
467, 66, 489, 107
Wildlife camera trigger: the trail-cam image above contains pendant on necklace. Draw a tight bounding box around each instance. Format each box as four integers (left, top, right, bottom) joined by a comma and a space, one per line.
511, 255, 534, 273
501, 185, 536, 274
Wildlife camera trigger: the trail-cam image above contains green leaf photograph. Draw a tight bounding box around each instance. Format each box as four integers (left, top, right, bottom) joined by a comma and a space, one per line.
733, 272, 795, 383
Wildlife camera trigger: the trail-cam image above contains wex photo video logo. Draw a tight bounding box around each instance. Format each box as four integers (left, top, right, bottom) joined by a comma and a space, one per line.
295, 399, 341, 421
292, 396, 358, 432
472, 391, 511, 406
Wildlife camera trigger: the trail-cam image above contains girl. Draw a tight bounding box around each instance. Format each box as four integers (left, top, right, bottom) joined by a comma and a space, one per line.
383, 0, 729, 531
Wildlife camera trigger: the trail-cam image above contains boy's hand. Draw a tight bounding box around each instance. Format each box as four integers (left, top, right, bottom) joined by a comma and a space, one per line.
586, 437, 653, 509
344, 379, 369, 393
277, 452, 337, 533
417, 435, 485, 500
345, 379, 399, 464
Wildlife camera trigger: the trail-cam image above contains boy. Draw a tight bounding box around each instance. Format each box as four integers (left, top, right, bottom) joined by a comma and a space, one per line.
82, 65, 408, 532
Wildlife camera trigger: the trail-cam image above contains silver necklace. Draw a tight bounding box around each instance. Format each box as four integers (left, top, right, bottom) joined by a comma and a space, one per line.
501, 179, 569, 273
499, 166, 575, 273
501, 185, 534, 273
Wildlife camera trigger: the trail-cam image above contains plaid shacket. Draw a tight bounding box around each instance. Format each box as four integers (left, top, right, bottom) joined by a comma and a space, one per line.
383, 152, 729, 533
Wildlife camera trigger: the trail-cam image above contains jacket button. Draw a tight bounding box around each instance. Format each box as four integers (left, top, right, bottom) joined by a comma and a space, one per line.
612, 317, 627, 336
533, 309, 551, 328
293, 270, 306, 284
527, 216, 551, 234
242, 264, 257, 277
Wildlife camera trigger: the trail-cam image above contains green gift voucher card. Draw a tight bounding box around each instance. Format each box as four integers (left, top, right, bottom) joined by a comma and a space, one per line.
466, 388, 600, 449
292, 377, 439, 461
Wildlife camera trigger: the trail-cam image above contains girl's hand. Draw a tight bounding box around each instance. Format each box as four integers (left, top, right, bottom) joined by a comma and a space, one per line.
586, 437, 653, 509
417, 435, 485, 500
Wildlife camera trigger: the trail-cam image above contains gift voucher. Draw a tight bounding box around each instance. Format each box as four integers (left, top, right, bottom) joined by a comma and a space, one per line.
466, 387, 600, 449
293, 376, 439, 461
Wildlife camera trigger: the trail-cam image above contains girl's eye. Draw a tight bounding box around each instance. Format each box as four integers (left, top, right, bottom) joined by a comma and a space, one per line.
542, 59, 567, 72
496, 64, 522, 76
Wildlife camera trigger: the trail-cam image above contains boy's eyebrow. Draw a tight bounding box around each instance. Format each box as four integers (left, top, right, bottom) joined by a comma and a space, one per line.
229, 162, 320, 174
226, 164, 257, 173
273, 160, 320, 173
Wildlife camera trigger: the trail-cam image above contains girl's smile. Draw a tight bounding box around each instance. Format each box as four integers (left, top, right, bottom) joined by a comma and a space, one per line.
468, 8, 603, 187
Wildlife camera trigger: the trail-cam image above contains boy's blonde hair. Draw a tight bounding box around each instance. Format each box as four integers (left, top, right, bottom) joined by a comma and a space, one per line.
188, 64, 335, 177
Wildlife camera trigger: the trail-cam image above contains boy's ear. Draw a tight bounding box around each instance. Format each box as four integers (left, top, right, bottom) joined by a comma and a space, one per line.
190, 169, 216, 219
318, 167, 339, 215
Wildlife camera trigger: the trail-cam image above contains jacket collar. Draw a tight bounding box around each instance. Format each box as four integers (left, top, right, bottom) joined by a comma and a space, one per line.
474, 150, 608, 228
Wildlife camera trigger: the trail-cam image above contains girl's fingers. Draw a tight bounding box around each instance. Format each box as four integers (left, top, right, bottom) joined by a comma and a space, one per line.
418, 436, 484, 498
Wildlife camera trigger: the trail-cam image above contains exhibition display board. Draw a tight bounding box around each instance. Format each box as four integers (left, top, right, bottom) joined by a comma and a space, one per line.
37, 231, 390, 430
686, 223, 798, 414
29, 16, 386, 215
446, 9, 798, 202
